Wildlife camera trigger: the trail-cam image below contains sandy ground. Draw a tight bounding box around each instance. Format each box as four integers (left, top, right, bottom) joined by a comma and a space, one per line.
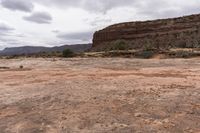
0, 58, 200, 133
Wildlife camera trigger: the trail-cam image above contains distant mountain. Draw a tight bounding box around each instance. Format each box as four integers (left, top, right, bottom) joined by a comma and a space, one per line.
0, 44, 92, 56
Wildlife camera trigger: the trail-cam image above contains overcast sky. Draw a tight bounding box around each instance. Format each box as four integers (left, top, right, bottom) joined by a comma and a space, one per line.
0, 0, 200, 50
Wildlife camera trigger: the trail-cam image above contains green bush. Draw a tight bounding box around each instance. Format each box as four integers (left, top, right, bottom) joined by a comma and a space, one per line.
111, 40, 128, 50
143, 43, 155, 51
62, 49, 74, 58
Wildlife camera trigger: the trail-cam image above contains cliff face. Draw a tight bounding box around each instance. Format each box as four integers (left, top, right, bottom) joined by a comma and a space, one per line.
93, 14, 200, 50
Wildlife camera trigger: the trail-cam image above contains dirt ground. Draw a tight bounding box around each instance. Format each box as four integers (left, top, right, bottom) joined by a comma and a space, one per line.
0, 58, 200, 133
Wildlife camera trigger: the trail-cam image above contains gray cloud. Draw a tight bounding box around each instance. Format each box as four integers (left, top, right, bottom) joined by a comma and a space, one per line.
34, 0, 139, 12
33, 0, 200, 18
0, 22, 17, 49
0, 22, 15, 37
1, 0, 34, 12
0, 38, 28, 50
23, 12, 52, 24
0, 23, 14, 32
57, 31, 93, 41
52, 30, 60, 33
88, 18, 112, 27
0, 30, 26, 50
136, 0, 200, 20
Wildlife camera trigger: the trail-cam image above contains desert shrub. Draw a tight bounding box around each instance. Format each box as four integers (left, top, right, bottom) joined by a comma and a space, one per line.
169, 51, 193, 58
108, 51, 134, 58
111, 40, 128, 50
135, 50, 155, 59
177, 40, 187, 48
62, 49, 74, 58
143, 43, 155, 51
178, 51, 191, 58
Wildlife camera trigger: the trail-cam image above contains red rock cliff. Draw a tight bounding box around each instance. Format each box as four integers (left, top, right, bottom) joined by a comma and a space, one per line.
93, 14, 200, 50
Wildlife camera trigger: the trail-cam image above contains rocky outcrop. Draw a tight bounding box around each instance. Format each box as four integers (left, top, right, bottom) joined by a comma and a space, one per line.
93, 14, 200, 50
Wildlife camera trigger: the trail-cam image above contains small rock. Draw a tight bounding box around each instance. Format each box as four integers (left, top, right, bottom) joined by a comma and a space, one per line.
153, 120, 163, 126
19, 65, 23, 69
164, 125, 168, 128
163, 119, 169, 123
144, 119, 151, 124
134, 113, 143, 117
189, 129, 193, 133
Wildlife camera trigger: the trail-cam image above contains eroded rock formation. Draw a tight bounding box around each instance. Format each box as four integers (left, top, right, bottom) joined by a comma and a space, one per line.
93, 14, 200, 50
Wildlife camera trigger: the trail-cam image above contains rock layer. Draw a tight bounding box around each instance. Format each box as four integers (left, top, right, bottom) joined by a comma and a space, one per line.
93, 14, 200, 50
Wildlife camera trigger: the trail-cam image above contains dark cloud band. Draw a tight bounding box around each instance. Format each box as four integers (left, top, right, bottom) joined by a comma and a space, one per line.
23, 12, 52, 24
57, 31, 93, 42
0, 22, 14, 32
1, 0, 34, 12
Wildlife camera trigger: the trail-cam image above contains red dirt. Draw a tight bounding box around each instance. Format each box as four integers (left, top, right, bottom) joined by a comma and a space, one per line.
0, 58, 200, 133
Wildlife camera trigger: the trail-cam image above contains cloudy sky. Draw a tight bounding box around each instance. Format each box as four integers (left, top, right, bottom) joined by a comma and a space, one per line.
0, 0, 200, 50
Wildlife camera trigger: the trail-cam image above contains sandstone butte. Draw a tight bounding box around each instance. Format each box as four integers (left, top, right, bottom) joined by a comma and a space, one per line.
92, 14, 200, 51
